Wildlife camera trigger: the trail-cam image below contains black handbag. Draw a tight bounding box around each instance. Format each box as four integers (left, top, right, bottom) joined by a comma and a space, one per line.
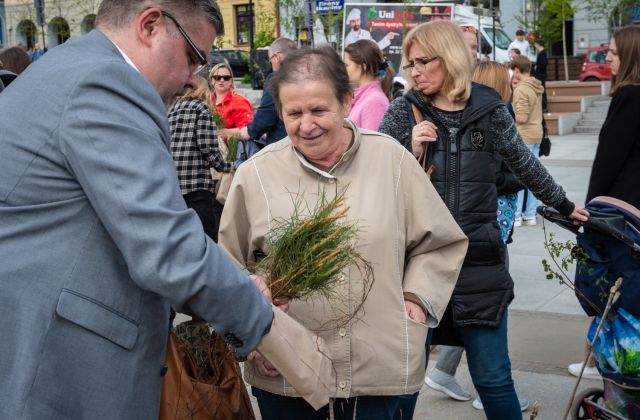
539, 116, 551, 157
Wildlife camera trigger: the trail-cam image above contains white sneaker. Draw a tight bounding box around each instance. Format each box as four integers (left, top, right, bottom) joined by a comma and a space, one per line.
523, 217, 537, 226
514, 218, 522, 227
425, 368, 472, 401
568, 362, 602, 380
472, 397, 530, 412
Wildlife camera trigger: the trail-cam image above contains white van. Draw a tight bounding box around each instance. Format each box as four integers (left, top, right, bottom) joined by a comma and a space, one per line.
453, 5, 513, 63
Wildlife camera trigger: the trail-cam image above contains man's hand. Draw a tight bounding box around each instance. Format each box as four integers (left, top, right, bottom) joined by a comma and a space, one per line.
248, 351, 281, 377
385, 32, 400, 41
249, 274, 289, 312
249, 274, 272, 302
239, 126, 250, 140
405, 300, 427, 324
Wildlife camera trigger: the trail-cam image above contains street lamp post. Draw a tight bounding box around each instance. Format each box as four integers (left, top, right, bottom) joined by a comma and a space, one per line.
249, 0, 257, 88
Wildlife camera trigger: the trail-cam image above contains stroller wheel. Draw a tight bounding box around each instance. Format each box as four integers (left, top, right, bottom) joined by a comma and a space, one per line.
571, 388, 605, 420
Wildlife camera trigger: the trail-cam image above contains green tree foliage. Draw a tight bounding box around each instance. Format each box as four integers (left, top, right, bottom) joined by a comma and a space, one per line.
580, 0, 640, 29
524, 0, 575, 46
254, 2, 277, 48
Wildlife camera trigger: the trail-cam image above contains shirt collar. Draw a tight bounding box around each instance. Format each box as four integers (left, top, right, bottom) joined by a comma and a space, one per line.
109, 39, 141, 72
292, 119, 362, 179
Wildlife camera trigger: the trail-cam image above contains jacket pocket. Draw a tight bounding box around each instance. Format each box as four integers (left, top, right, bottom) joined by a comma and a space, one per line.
465, 222, 504, 266
55, 288, 139, 350
406, 317, 428, 382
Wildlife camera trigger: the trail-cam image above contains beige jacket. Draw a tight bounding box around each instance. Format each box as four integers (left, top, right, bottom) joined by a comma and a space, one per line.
513, 76, 544, 144
219, 120, 468, 398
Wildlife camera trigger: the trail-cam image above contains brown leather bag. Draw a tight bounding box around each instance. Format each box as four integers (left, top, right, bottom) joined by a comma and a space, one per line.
159, 321, 255, 420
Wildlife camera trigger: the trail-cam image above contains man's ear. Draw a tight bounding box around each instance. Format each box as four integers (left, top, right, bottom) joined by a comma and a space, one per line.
136, 7, 163, 48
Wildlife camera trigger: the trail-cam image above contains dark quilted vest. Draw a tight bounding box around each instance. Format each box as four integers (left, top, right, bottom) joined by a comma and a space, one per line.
405, 83, 514, 332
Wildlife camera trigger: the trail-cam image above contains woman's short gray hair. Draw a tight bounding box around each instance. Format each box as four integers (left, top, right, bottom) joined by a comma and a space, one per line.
96, 0, 224, 35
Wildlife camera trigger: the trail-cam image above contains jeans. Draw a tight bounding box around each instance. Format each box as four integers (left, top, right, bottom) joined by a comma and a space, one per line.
434, 345, 464, 375
252, 388, 417, 420
460, 311, 521, 419
516, 143, 541, 219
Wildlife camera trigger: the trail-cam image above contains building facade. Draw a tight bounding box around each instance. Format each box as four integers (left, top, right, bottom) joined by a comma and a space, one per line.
4, 0, 97, 49
217, 0, 279, 49
3, 0, 279, 51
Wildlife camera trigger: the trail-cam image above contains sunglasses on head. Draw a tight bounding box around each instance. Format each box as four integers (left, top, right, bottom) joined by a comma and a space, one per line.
212, 75, 232, 81
461, 26, 478, 34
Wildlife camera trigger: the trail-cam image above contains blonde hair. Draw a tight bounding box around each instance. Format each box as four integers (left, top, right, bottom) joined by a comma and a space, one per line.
473, 61, 511, 103
209, 63, 236, 91
402, 20, 474, 103
179, 77, 210, 103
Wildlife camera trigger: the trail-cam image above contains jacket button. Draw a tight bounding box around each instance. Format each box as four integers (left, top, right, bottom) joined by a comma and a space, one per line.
339, 380, 346, 389
338, 328, 347, 337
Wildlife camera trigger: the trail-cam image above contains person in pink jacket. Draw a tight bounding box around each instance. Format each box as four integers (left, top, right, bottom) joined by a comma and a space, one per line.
344, 40, 395, 131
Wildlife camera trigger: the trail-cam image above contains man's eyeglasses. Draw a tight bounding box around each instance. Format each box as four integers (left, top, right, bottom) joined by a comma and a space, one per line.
402, 56, 439, 71
212, 75, 232, 82
161, 10, 208, 75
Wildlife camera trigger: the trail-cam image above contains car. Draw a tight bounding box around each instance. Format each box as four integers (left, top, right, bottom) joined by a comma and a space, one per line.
578, 45, 612, 82
209, 48, 250, 77
208, 48, 269, 89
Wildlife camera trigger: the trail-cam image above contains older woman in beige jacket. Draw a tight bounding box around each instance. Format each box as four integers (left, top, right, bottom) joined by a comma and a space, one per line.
218, 46, 468, 420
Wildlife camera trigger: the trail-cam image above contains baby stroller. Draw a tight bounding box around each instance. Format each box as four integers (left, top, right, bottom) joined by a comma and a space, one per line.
538, 196, 640, 420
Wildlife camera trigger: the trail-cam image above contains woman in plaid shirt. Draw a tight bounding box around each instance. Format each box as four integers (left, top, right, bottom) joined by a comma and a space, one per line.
169, 78, 232, 242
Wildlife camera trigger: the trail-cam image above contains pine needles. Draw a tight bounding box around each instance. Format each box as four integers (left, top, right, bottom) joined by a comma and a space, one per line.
255, 187, 374, 322
226, 136, 239, 163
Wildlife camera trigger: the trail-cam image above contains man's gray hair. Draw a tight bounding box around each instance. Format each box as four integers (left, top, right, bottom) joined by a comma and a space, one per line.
96, 0, 224, 35
269, 38, 297, 57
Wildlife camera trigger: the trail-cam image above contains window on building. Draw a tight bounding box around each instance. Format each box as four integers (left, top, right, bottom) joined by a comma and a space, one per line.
234, 4, 253, 46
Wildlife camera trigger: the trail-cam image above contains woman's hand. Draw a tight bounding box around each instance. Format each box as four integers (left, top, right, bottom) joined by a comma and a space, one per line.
570, 207, 589, 224
411, 120, 438, 158
273, 297, 290, 313
404, 300, 427, 324
248, 351, 281, 377
218, 128, 239, 139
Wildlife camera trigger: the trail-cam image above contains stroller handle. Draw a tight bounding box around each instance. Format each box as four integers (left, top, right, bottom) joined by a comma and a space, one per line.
536, 206, 580, 234
537, 206, 640, 253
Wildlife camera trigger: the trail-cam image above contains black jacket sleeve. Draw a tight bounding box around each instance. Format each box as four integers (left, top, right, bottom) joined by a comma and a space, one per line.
246, 73, 278, 140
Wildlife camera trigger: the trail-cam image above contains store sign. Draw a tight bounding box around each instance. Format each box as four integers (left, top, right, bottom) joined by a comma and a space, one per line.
316, 0, 344, 14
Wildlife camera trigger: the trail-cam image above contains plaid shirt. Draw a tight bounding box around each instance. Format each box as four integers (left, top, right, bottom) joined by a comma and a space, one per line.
169, 99, 231, 195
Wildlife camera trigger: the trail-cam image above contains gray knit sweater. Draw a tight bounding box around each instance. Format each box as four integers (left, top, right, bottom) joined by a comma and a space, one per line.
379, 96, 574, 215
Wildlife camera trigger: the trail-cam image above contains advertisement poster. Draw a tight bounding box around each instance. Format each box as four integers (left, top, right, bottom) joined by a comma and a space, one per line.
342, 3, 453, 73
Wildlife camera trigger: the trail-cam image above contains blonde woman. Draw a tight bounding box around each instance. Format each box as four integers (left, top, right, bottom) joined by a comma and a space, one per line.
379, 20, 587, 419
169, 78, 231, 242
209, 63, 253, 129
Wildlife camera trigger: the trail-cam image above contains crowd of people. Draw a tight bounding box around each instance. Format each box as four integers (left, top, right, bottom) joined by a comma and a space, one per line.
0, 0, 638, 418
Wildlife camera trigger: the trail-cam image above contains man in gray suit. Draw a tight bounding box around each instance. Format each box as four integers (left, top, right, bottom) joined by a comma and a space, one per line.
0, 1, 278, 418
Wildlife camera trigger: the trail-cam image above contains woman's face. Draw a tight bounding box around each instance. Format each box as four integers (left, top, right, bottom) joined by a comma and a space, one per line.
278, 80, 352, 169
211, 68, 233, 94
344, 53, 364, 86
408, 42, 445, 96
511, 76, 519, 91
606, 38, 620, 76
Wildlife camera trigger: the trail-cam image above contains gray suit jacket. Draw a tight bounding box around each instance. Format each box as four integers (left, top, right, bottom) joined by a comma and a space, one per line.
0, 30, 272, 419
